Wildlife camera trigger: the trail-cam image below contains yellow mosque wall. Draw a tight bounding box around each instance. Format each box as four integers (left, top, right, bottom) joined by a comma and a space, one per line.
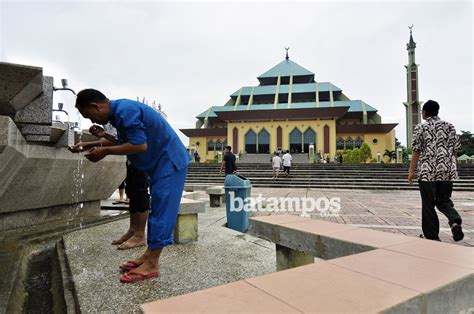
227, 119, 337, 157
335, 129, 396, 162
188, 124, 396, 163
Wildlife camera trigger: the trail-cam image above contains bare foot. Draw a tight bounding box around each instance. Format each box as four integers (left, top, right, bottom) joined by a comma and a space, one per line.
118, 234, 146, 250
125, 248, 151, 267
128, 260, 159, 277
111, 229, 134, 245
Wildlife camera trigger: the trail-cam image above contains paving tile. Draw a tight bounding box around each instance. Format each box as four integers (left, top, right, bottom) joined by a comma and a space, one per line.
250, 214, 308, 225
280, 218, 357, 236
245, 262, 421, 313
141, 281, 300, 313
329, 249, 473, 293
384, 239, 474, 269
327, 227, 419, 248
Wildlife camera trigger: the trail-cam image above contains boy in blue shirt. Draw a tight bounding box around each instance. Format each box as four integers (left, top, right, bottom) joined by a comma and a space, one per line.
72, 89, 190, 283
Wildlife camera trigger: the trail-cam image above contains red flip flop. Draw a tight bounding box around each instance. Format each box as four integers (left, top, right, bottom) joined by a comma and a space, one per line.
120, 269, 160, 283
119, 261, 140, 271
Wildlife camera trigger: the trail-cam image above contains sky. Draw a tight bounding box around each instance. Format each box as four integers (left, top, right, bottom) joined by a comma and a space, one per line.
1, 0, 472, 146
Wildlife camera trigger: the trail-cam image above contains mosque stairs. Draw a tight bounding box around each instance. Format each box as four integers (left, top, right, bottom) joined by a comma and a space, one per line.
239, 153, 310, 163
185, 163, 474, 191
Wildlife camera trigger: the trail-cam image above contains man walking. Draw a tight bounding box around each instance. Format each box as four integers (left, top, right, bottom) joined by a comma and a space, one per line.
408, 100, 464, 242
220, 146, 236, 176
282, 150, 292, 177
272, 152, 282, 180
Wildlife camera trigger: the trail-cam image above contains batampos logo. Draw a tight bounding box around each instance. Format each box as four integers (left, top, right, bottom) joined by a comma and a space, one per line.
228, 192, 341, 217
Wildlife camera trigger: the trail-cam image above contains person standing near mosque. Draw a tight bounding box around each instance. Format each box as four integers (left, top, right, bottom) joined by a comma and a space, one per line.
88, 124, 149, 250
71, 89, 190, 282
282, 150, 292, 177
408, 100, 464, 242
272, 152, 282, 180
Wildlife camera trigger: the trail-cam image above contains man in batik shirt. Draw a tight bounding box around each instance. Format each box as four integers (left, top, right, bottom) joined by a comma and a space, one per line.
408, 100, 464, 242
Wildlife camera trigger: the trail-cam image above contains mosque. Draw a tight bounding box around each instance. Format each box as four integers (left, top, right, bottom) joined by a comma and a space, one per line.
181, 32, 419, 162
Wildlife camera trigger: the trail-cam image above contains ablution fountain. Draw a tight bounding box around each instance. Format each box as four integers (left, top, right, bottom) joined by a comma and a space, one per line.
0, 62, 126, 312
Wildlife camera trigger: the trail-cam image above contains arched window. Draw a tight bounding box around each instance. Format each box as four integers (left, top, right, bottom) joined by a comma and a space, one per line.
216, 139, 223, 151
223, 139, 228, 150
289, 128, 302, 153
336, 137, 345, 150
245, 129, 257, 153
354, 137, 363, 149
257, 129, 270, 154
207, 140, 215, 152
303, 128, 316, 153
345, 137, 353, 150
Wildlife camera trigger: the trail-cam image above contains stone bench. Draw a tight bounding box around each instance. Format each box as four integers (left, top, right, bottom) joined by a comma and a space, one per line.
174, 198, 206, 244
206, 186, 225, 207
141, 214, 474, 313
182, 191, 200, 200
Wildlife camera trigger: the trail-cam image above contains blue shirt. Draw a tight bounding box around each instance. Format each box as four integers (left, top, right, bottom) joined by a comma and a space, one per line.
108, 99, 190, 181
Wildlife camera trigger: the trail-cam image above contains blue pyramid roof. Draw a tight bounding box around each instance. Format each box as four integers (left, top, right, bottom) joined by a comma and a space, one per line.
258, 59, 314, 78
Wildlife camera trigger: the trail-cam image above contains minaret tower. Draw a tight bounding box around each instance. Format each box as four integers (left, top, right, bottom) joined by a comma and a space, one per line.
404, 25, 422, 149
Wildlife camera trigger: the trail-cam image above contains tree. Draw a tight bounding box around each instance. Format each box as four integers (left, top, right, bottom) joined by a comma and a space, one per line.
352, 148, 363, 163
458, 131, 474, 156
344, 149, 353, 163
360, 143, 372, 162
384, 149, 396, 162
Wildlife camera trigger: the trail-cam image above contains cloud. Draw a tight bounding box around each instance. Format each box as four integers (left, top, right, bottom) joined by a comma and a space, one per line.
2, 1, 472, 145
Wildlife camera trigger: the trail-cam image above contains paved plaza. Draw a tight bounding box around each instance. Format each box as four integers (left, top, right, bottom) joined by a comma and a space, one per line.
250, 188, 474, 247
64, 187, 473, 312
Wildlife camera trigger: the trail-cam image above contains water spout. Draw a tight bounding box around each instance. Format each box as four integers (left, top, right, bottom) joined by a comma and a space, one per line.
52, 103, 70, 124
53, 78, 76, 95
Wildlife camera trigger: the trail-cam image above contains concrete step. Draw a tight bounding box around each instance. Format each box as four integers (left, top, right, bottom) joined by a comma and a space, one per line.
186, 163, 474, 191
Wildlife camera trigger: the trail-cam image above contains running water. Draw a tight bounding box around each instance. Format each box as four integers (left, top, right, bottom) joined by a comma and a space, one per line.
69, 115, 85, 229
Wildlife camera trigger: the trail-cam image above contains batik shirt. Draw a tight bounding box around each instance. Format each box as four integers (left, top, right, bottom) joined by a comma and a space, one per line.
412, 116, 460, 181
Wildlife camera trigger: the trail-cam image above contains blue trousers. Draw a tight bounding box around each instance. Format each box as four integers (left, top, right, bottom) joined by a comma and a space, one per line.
147, 167, 187, 250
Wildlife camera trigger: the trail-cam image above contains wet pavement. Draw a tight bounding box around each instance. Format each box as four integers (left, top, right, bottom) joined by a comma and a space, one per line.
64, 187, 474, 312
64, 192, 276, 313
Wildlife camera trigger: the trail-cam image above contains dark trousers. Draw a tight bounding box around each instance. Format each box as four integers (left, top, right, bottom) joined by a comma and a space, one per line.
418, 181, 462, 240
283, 166, 290, 175
125, 164, 150, 213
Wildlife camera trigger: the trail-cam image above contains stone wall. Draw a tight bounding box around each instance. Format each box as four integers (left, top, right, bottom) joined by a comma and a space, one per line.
0, 62, 126, 231
0, 116, 126, 231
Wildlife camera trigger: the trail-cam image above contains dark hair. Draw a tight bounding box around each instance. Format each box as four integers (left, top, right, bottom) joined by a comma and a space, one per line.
422, 100, 440, 117
286, 150, 289, 153
225, 145, 231, 151
76, 89, 108, 108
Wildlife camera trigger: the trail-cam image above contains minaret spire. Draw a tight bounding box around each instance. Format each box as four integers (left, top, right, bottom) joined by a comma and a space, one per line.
285, 46, 290, 60
407, 25, 416, 50
403, 25, 422, 150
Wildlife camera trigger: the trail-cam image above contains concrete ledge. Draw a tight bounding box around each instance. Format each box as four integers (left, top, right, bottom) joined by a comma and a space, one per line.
249, 215, 375, 260
0, 201, 100, 232
141, 261, 424, 313
141, 215, 474, 313
206, 186, 224, 195
178, 198, 205, 215
182, 191, 200, 200
0, 116, 126, 231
